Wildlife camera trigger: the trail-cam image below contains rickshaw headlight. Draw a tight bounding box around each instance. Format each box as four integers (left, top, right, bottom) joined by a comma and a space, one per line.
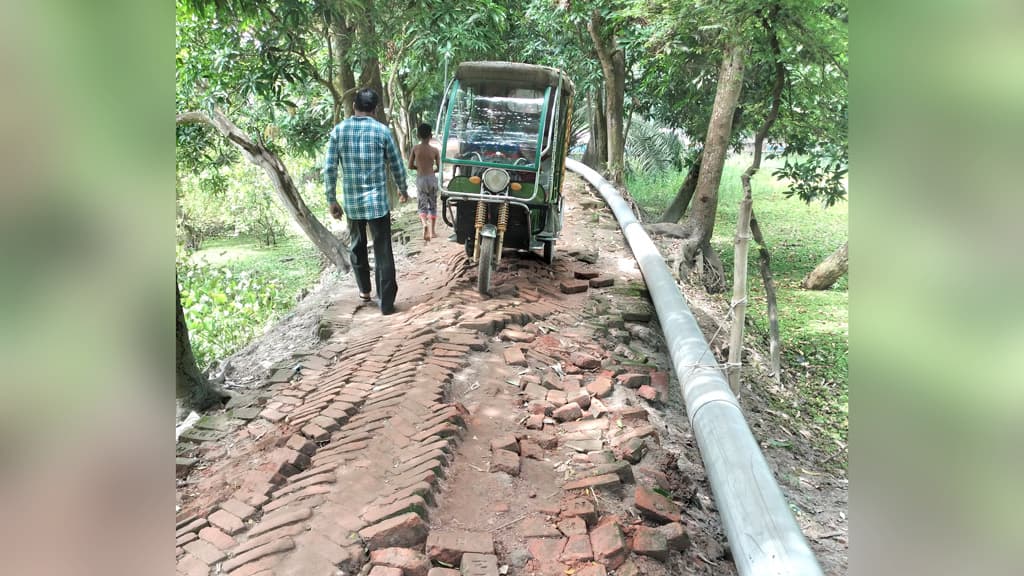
482, 168, 510, 192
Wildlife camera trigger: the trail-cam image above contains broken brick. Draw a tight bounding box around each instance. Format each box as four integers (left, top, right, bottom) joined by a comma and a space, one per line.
490, 449, 520, 476
369, 547, 431, 576
358, 512, 429, 551
560, 534, 594, 562
425, 531, 495, 565
631, 526, 669, 561
590, 521, 628, 569
552, 402, 582, 422
634, 485, 681, 523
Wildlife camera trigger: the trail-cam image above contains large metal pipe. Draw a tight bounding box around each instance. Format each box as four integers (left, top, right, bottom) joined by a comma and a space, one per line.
566, 159, 823, 576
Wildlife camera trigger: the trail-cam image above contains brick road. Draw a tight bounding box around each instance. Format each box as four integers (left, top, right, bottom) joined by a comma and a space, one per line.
176, 176, 734, 576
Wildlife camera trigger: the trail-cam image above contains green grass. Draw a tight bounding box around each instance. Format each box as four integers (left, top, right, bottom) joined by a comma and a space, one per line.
627, 156, 849, 455
189, 234, 324, 303
180, 233, 325, 369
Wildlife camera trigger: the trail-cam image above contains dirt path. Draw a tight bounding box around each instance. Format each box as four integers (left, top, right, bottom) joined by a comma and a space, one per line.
175, 174, 847, 576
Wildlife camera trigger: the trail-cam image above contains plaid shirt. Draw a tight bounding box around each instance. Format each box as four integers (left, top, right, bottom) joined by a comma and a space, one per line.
323, 115, 408, 220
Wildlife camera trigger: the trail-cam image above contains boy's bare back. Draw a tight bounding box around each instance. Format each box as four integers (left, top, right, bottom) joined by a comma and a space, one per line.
410, 142, 440, 177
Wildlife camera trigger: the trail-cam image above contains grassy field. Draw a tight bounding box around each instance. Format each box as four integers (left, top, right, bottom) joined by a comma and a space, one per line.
189, 234, 325, 301
180, 233, 325, 369
627, 156, 849, 452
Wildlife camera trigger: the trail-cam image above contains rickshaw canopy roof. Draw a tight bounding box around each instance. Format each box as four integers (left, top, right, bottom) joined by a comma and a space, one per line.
455, 61, 575, 98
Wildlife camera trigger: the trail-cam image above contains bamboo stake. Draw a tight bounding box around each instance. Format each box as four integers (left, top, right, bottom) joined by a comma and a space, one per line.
727, 190, 753, 395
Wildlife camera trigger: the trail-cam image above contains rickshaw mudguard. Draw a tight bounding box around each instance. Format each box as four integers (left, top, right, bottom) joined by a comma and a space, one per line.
479, 224, 497, 239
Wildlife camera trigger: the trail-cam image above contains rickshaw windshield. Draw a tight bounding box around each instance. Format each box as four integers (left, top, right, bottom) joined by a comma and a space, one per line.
444, 84, 547, 170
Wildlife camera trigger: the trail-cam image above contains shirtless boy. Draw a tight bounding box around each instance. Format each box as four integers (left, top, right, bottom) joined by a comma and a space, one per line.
409, 123, 441, 241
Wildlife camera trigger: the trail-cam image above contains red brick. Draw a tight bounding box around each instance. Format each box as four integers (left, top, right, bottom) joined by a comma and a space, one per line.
502, 346, 528, 367
560, 280, 589, 294
616, 406, 648, 423
359, 512, 429, 550
519, 439, 544, 460
541, 370, 564, 390
491, 448, 521, 476
557, 517, 587, 536
411, 423, 461, 442
526, 538, 567, 571
522, 430, 558, 449
569, 390, 592, 410
637, 385, 663, 403
574, 269, 600, 280
369, 547, 431, 576
259, 408, 285, 423
634, 485, 681, 522
271, 472, 336, 498
525, 414, 545, 429
570, 352, 601, 370
184, 538, 227, 565
248, 506, 313, 537
488, 434, 518, 454
560, 534, 594, 562
590, 521, 628, 569
631, 526, 669, 561
300, 422, 330, 442
560, 498, 597, 526
177, 532, 198, 547
301, 531, 361, 568
546, 389, 567, 407
216, 499, 255, 522
619, 436, 647, 463
362, 495, 429, 525
425, 531, 494, 565
657, 522, 691, 551
616, 373, 649, 388
222, 538, 295, 573
461, 552, 499, 576
564, 473, 621, 492
428, 569, 460, 576
198, 526, 237, 551
500, 329, 535, 343
589, 276, 615, 288
177, 553, 210, 576
369, 567, 403, 576
553, 402, 582, 422
586, 377, 613, 398
263, 484, 333, 513
208, 509, 244, 535
176, 516, 208, 536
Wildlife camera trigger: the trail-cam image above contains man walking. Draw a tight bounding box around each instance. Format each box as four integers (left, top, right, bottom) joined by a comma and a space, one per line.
323, 88, 409, 315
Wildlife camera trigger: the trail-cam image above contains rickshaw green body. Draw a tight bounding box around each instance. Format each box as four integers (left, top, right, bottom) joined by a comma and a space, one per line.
437, 62, 575, 276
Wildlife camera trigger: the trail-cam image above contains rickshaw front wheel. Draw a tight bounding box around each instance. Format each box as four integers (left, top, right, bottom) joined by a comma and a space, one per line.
477, 236, 495, 295
543, 240, 556, 265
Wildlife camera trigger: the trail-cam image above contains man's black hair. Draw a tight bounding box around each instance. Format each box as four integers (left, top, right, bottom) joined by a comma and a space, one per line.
354, 88, 379, 113
417, 123, 432, 140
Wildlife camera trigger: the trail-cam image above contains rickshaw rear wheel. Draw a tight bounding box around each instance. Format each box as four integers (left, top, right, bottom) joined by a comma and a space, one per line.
477, 236, 494, 295
542, 240, 556, 265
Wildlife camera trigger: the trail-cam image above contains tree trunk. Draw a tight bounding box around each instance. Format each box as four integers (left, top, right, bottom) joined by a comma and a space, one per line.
660, 150, 702, 222
742, 18, 786, 378
176, 281, 228, 412
588, 10, 626, 184
582, 91, 608, 170
752, 216, 781, 376
177, 111, 351, 272
330, 15, 356, 121
675, 42, 745, 291
802, 241, 848, 289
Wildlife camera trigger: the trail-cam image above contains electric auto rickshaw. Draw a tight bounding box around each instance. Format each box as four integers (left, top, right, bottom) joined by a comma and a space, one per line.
436, 61, 575, 294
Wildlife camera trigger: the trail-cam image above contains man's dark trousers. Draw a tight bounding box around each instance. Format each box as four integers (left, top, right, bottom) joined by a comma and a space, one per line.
348, 214, 397, 314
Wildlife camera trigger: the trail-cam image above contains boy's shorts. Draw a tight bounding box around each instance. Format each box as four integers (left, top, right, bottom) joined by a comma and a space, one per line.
416, 175, 438, 218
